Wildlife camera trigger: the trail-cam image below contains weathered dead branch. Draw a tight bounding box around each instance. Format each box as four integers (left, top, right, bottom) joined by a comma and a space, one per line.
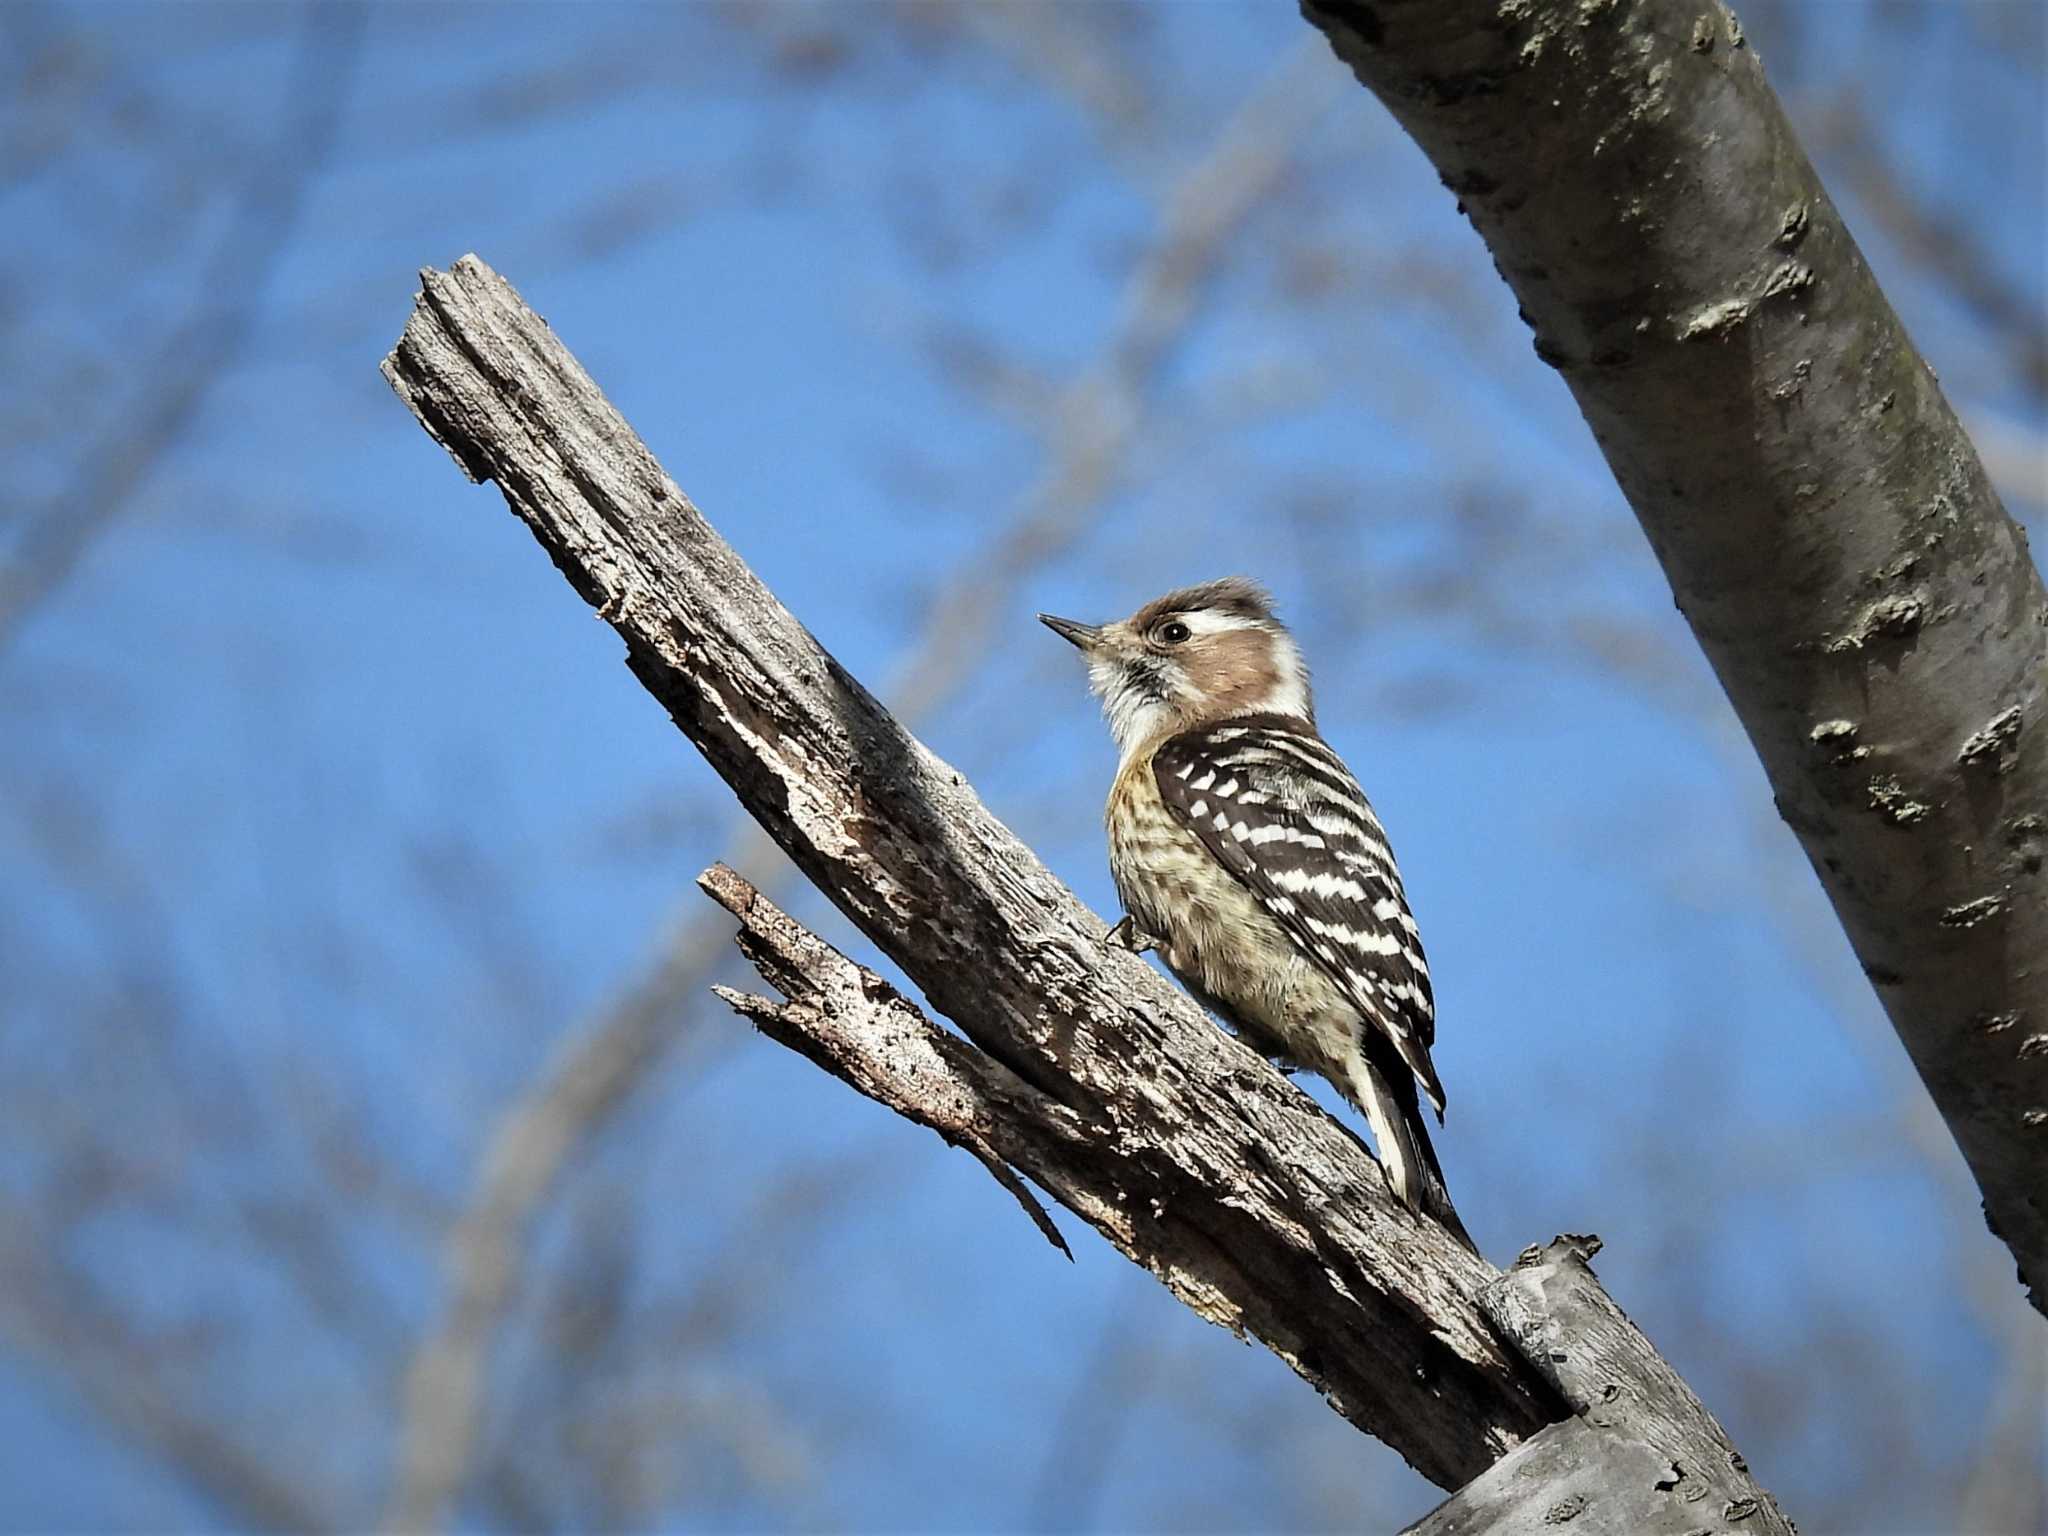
381, 46, 1333, 1529
381, 251, 1550, 1488
380, 255, 1789, 1514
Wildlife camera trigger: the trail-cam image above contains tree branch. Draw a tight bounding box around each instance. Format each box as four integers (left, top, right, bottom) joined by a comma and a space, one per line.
1299, 0, 2048, 1312
379, 255, 1793, 1511
380, 47, 1330, 1528
1423, 1235, 1791, 1533
701, 864, 1075, 1261
704, 870, 1794, 1535
382, 253, 1556, 1485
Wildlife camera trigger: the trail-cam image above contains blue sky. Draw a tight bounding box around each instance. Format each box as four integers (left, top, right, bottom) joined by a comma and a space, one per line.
1, 3, 2043, 1531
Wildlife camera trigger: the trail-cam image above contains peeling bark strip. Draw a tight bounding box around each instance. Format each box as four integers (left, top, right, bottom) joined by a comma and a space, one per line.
1301, 0, 2048, 1310
382, 255, 1556, 1486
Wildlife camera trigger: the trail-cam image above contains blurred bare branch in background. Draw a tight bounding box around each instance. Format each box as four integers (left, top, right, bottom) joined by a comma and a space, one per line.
0, 1190, 328, 1534
0, 3, 363, 651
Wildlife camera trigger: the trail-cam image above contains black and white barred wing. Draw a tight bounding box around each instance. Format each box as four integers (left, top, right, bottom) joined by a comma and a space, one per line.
1152, 716, 1446, 1113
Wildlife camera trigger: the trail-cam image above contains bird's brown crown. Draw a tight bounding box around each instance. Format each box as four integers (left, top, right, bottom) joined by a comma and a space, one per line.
1127, 576, 1276, 633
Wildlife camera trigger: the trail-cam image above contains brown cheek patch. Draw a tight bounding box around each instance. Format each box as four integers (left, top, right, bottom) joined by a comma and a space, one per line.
1192, 631, 1278, 712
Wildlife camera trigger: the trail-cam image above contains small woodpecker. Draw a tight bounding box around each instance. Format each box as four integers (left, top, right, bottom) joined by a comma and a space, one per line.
1041, 577, 1471, 1248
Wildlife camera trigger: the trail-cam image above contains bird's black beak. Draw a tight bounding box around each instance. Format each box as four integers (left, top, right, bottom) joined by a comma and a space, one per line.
1038, 613, 1104, 651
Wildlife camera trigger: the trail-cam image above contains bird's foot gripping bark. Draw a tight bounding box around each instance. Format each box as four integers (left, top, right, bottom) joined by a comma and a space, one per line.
1106, 914, 1163, 955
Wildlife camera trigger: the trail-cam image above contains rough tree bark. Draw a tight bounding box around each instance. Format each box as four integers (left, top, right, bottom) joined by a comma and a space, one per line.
1298, 0, 2048, 1313
382, 255, 1792, 1528
1416, 1236, 1782, 1533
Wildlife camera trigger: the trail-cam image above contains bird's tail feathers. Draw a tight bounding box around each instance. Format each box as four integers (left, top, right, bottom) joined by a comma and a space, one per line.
1350, 1054, 1475, 1254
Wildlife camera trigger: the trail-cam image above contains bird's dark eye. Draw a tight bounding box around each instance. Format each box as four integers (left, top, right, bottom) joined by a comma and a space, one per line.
1158, 620, 1191, 645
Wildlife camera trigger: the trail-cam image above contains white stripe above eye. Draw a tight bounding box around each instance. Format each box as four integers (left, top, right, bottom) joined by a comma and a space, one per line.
1176, 609, 1263, 637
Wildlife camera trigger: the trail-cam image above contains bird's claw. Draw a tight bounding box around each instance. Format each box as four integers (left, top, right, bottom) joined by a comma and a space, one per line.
1107, 914, 1161, 955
